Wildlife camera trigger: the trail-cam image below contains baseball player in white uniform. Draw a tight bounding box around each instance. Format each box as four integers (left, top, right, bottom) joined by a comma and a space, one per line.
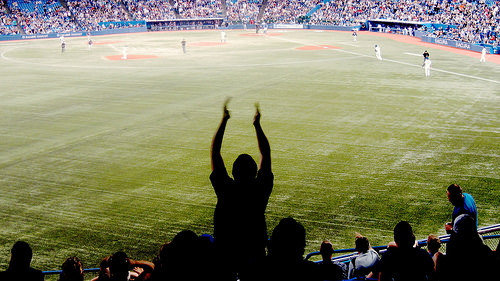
375, 45, 382, 60
423, 57, 432, 77
480, 47, 487, 62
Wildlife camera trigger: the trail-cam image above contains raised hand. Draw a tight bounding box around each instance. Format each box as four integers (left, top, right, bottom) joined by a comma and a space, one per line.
253, 102, 260, 125
223, 97, 231, 120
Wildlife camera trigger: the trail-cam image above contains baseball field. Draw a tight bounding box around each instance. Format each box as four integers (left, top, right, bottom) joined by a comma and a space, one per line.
0, 29, 499, 278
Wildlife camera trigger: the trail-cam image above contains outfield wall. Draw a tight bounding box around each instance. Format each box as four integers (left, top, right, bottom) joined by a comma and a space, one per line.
419, 34, 495, 54
1, 23, 498, 55
0, 26, 147, 41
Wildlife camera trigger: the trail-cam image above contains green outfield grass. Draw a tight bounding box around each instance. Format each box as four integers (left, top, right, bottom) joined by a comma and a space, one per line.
1, 29, 499, 277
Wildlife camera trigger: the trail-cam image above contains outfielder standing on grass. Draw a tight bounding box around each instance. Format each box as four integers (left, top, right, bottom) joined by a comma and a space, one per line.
121, 45, 128, 60
423, 57, 432, 77
375, 44, 382, 60
221, 30, 226, 43
181, 38, 186, 53
210, 99, 273, 280
87, 33, 93, 51
480, 47, 487, 62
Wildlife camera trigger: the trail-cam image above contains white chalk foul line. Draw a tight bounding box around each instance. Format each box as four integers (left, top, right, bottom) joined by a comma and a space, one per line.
266, 34, 500, 84
382, 58, 500, 84
404, 52, 422, 56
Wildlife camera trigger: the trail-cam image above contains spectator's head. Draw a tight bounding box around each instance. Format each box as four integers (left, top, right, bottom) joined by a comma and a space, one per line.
268, 217, 306, 261
355, 236, 370, 253
109, 251, 131, 281
427, 234, 441, 256
60, 256, 84, 281
171, 230, 199, 260
9, 241, 33, 270
232, 153, 257, 182
393, 221, 415, 249
97, 257, 111, 281
447, 184, 463, 206
155, 242, 173, 275
453, 214, 476, 237
320, 240, 334, 261
156, 230, 211, 280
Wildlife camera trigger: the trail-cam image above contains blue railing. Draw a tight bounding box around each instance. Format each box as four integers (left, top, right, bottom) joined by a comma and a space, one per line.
305, 224, 500, 262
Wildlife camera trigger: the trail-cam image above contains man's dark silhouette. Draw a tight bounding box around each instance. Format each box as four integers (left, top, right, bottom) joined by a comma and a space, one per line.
210, 99, 273, 280
0, 241, 44, 281
244, 217, 323, 281
379, 221, 436, 281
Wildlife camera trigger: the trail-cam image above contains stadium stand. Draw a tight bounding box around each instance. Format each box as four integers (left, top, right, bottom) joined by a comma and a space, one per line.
0, 1, 19, 35
226, 0, 261, 24
0, 0, 498, 48
125, 0, 177, 21
261, 0, 319, 23
67, 0, 131, 31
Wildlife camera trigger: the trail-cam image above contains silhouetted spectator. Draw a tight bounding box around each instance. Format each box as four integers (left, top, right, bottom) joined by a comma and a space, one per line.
426, 234, 447, 281
427, 234, 441, 258
59, 256, 84, 281
108, 251, 154, 281
496, 240, 500, 268
318, 240, 344, 281
379, 221, 436, 281
444, 214, 495, 281
347, 234, 380, 279
151, 230, 216, 281
496, 239, 500, 255
0, 241, 44, 281
426, 234, 444, 268
243, 217, 322, 281
90, 257, 110, 281
445, 184, 477, 233
210, 99, 273, 280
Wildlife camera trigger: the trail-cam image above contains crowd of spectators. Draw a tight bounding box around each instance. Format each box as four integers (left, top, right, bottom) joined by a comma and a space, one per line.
9, 0, 77, 34
125, 0, 177, 21
174, 0, 223, 19
67, 0, 131, 31
125, 0, 224, 23
0, 0, 498, 46
261, 0, 320, 23
309, 0, 499, 46
0, 216, 498, 281
225, 0, 260, 24
1, 1, 19, 35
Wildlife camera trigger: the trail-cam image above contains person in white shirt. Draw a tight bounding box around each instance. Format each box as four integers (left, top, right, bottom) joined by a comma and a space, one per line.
480, 47, 487, 62
375, 45, 382, 60
423, 57, 432, 77
347, 234, 380, 279
221, 30, 226, 43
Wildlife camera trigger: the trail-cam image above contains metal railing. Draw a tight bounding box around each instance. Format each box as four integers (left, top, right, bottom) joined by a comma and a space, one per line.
305, 224, 500, 263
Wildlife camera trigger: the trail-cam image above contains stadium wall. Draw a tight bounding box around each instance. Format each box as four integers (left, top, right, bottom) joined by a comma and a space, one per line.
419, 34, 496, 54
1, 22, 498, 55
0, 26, 147, 41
